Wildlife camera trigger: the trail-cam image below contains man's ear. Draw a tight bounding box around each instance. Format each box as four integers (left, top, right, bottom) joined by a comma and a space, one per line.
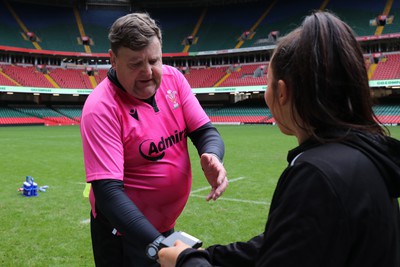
277, 80, 288, 106
109, 49, 116, 67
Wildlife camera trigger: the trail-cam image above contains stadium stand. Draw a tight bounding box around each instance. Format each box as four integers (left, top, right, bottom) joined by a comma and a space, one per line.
1, 65, 54, 88
0, 106, 44, 126
0, 0, 399, 125
183, 66, 228, 88
52, 105, 83, 123
93, 69, 108, 84
203, 99, 273, 124
240, 0, 318, 48
146, 7, 202, 53
9, 105, 79, 126
219, 63, 267, 87
0, 0, 397, 52
374, 104, 400, 125
0, 1, 33, 49
371, 54, 400, 80
0, 68, 19, 86
326, 0, 382, 37
48, 68, 93, 89
78, 9, 128, 53
190, 2, 271, 51
3, 1, 83, 52
381, 0, 400, 34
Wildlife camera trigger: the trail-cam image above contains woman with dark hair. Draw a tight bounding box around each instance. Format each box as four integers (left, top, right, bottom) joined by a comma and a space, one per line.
158, 11, 400, 267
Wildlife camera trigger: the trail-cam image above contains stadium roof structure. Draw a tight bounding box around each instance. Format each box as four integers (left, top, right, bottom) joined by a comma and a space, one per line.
113, 0, 263, 7
6, 0, 263, 8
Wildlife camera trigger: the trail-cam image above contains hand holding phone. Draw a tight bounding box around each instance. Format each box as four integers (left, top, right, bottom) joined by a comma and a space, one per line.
161, 231, 202, 249
146, 231, 202, 260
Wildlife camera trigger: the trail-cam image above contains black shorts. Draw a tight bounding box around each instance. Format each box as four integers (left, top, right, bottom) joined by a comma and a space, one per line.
90, 211, 173, 267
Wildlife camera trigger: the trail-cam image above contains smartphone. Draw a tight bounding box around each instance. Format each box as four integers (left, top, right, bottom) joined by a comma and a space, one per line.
160, 231, 202, 248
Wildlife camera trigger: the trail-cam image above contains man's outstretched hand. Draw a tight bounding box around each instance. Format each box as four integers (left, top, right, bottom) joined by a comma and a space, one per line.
200, 153, 228, 201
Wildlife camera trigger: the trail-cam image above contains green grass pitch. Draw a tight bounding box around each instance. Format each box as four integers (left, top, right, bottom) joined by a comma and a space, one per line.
1, 125, 399, 266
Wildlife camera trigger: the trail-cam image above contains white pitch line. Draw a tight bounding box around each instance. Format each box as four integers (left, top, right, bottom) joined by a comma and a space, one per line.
190, 176, 246, 194
80, 219, 90, 224
190, 176, 269, 205
190, 194, 269, 205
80, 176, 267, 224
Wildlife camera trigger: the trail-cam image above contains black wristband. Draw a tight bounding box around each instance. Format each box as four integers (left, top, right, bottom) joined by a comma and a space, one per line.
146, 235, 165, 261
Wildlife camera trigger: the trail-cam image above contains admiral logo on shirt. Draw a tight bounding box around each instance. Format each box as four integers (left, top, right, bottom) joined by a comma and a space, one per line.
139, 129, 187, 161
129, 108, 139, 120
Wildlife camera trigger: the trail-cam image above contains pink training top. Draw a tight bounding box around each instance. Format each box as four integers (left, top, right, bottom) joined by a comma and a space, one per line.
80, 65, 210, 232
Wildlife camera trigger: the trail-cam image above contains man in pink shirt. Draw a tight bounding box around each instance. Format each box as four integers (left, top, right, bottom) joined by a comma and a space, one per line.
80, 12, 228, 267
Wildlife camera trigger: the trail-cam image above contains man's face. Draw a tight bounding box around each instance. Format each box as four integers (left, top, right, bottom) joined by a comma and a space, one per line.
109, 37, 163, 99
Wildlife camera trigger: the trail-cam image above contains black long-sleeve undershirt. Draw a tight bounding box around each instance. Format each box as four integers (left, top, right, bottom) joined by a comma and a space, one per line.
91, 179, 160, 245
188, 122, 225, 162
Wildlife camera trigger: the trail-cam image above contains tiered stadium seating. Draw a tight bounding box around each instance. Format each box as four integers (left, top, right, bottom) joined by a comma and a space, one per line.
373, 104, 400, 125
10, 105, 78, 126
381, 0, 400, 35
240, 0, 318, 49
219, 63, 267, 87
6, 1, 83, 52
204, 102, 273, 124
94, 69, 108, 84
1, 101, 400, 126
371, 54, 400, 80
145, 7, 202, 53
0, 0, 396, 53
48, 68, 93, 89
52, 105, 83, 123
0, 1, 399, 126
365, 56, 372, 70
0, 106, 44, 126
0, 70, 19, 86
0, 1, 32, 49
326, 0, 383, 37
79, 9, 128, 53
184, 66, 227, 88
193, 2, 269, 51
1, 65, 54, 87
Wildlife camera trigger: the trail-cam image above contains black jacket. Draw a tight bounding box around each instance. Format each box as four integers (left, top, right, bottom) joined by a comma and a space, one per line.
176, 131, 400, 267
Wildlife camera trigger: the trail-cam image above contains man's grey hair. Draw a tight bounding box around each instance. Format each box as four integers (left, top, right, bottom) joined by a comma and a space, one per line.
109, 12, 162, 55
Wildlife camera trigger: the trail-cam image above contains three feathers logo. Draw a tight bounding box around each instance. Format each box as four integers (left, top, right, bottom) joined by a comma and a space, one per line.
166, 90, 179, 109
